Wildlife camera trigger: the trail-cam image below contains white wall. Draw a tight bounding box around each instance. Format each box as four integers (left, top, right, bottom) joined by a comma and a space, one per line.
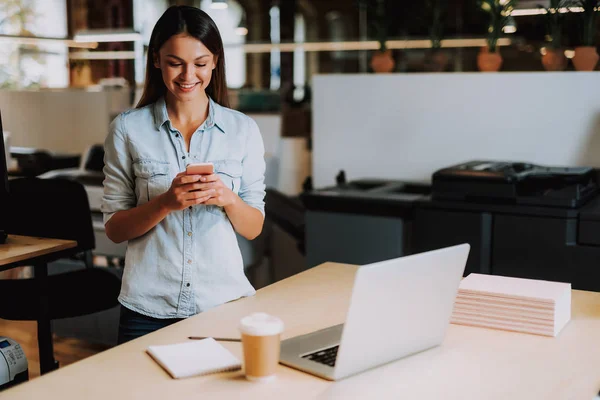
0, 89, 126, 155
248, 114, 281, 158
0, 89, 283, 157
248, 113, 311, 195
312, 73, 600, 188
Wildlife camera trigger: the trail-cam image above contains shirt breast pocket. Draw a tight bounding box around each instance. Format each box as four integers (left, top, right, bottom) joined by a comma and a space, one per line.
133, 160, 170, 205
205, 159, 242, 217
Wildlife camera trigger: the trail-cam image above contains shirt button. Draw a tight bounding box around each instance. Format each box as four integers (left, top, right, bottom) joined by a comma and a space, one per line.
188, 206, 192, 210
187, 259, 192, 264
186, 283, 191, 287
182, 155, 186, 160
187, 232, 192, 237
175, 133, 179, 137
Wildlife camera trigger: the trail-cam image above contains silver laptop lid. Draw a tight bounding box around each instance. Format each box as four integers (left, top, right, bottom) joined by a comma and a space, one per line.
333, 244, 470, 380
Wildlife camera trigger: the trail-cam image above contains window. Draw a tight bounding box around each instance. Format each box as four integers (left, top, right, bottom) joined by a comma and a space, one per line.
269, 5, 281, 91
0, 0, 68, 88
270, 7, 307, 97
293, 13, 306, 101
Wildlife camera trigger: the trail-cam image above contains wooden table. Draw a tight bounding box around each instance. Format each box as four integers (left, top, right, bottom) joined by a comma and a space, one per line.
0, 235, 77, 375
5, 262, 600, 399
0, 235, 77, 270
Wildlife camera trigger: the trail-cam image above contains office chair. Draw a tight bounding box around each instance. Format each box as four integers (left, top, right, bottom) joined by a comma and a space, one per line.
10, 147, 80, 177
0, 178, 121, 365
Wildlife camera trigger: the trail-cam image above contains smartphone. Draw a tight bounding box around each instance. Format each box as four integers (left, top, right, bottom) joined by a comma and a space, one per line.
186, 162, 214, 175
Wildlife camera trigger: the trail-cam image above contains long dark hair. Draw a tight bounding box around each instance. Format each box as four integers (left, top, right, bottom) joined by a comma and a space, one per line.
136, 6, 229, 108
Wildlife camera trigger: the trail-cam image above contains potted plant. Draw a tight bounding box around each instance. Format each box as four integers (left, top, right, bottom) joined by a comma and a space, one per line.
423, 0, 450, 72
359, 0, 395, 73
540, 0, 569, 71
477, 0, 517, 72
571, 0, 600, 71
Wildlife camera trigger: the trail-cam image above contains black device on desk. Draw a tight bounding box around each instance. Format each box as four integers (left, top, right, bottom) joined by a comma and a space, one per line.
0, 110, 8, 244
432, 160, 598, 208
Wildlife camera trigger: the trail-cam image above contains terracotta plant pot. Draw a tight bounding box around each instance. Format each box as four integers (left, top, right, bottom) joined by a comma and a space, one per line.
572, 46, 599, 71
477, 47, 503, 72
70, 64, 93, 87
424, 50, 449, 72
370, 49, 395, 73
542, 49, 568, 71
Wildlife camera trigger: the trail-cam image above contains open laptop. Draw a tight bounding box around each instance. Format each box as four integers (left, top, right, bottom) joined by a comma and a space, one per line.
279, 243, 470, 381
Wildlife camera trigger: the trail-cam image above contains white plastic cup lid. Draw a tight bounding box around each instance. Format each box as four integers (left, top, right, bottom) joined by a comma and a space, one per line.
239, 312, 284, 336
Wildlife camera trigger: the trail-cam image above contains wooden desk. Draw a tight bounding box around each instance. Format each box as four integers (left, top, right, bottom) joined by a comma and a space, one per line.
0, 235, 77, 270
0, 235, 77, 375
5, 262, 600, 399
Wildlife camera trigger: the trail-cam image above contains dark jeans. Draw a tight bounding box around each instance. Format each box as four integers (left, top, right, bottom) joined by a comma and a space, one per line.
117, 306, 183, 344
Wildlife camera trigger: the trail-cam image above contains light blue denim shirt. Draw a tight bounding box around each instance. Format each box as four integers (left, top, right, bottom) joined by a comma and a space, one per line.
101, 96, 265, 318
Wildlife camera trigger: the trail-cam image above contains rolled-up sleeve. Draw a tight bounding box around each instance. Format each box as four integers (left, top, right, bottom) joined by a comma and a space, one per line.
238, 117, 266, 216
101, 114, 135, 225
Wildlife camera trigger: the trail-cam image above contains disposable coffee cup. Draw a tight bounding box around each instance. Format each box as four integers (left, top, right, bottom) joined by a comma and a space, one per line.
239, 312, 285, 382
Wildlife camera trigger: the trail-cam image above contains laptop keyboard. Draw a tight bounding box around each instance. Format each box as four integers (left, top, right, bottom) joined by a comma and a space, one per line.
302, 345, 339, 367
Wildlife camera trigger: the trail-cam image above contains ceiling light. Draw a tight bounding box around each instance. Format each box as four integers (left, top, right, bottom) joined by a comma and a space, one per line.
210, 0, 228, 10
235, 13, 248, 36
512, 6, 583, 16
503, 16, 517, 33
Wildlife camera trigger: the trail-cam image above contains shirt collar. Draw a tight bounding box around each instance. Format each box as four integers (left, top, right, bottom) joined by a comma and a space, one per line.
153, 96, 226, 134
207, 97, 227, 134
153, 96, 169, 130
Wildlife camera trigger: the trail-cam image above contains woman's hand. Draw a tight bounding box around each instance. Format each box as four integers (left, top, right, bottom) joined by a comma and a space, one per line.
159, 172, 215, 211
195, 174, 237, 208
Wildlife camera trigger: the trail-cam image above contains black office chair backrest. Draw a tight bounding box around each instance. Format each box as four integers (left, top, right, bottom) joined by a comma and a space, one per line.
83, 144, 105, 172
2, 177, 95, 253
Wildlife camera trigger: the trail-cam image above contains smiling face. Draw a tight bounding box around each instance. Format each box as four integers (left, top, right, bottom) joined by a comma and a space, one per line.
153, 33, 217, 102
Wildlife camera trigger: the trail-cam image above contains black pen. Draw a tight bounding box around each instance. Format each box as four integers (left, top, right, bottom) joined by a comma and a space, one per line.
188, 336, 241, 342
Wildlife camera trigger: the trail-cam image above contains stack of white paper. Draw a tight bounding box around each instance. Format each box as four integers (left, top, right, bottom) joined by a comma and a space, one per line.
451, 273, 571, 337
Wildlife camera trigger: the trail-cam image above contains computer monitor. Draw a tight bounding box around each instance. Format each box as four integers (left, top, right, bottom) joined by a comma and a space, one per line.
0, 109, 8, 243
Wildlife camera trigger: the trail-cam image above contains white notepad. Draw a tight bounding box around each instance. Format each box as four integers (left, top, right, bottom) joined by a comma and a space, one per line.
147, 338, 241, 379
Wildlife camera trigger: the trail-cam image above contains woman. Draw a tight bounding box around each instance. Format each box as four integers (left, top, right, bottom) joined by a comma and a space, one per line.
102, 5, 266, 344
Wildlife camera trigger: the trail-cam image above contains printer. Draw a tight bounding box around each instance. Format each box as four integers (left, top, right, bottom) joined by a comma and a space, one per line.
412, 160, 600, 291
0, 337, 28, 391
431, 160, 598, 208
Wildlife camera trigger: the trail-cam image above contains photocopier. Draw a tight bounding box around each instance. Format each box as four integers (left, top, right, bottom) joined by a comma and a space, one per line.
413, 160, 600, 291
431, 160, 598, 208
